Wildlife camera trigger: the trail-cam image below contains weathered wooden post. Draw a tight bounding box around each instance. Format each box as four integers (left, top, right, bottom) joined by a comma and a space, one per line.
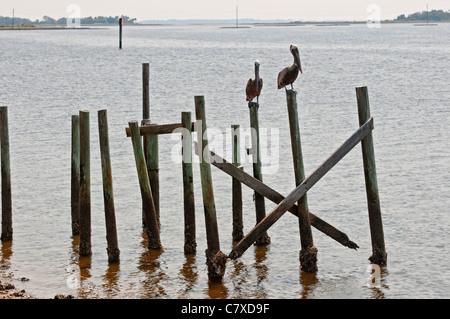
231, 124, 243, 242
356, 86, 387, 265
129, 120, 161, 249
248, 102, 271, 245
0, 106, 12, 241
71, 115, 80, 236
98, 110, 120, 263
194, 96, 227, 282
285, 89, 317, 272
119, 17, 123, 49
142, 63, 160, 228
142, 63, 150, 123
181, 112, 196, 254
79, 110, 91, 256
144, 133, 159, 227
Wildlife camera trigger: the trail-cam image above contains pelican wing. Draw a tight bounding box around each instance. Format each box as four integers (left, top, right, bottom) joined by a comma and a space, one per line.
246, 78, 254, 101
277, 67, 288, 89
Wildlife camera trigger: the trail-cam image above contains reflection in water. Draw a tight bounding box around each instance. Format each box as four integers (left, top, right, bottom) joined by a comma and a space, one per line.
177, 253, 198, 297
253, 245, 269, 298
138, 233, 167, 298
0, 240, 13, 280
224, 243, 271, 298
207, 280, 228, 299
102, 262, 120, 298
65, 235, 122, 298
65, 235, 96, 298
299, 268, 319, 299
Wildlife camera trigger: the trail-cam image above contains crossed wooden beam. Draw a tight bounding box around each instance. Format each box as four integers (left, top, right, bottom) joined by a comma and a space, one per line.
194, 117, 373, 258
226, 117, 373, 259
126, 116, 374, 260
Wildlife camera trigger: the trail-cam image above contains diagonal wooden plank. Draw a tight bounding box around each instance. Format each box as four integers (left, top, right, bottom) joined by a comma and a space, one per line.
228, 117, 374, 259
194, 142, 358, 250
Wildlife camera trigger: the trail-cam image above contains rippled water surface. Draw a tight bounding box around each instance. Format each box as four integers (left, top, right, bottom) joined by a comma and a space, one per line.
1, 23, 449, 299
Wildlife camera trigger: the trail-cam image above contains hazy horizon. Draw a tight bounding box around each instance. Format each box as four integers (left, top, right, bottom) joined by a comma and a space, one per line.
1, 0, 449, 22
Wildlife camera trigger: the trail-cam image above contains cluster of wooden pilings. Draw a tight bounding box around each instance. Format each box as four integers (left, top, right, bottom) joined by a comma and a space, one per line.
71, 109, 120, 263
121, 63, 386, 282
2, 62, 386, 285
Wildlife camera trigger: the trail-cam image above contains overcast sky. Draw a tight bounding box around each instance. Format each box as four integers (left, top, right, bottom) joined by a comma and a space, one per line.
1, 0, 448, 21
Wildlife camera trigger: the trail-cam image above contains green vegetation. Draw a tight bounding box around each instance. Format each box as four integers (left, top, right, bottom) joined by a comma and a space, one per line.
396, 9, 450, 21
0, 15, 137, 26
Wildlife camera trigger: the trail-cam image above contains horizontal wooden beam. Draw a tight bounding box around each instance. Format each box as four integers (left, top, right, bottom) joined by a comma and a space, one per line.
194, 142, 359, 250
125, 122, 196, 137
228, 117, 374, 259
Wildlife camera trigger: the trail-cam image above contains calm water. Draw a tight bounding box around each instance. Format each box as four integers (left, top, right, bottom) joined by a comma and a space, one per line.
0, 23, 449, 299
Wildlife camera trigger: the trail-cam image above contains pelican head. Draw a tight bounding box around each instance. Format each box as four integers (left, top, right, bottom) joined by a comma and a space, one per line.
290, 44, 302, 73
254, 60, 260, 87
254, 60, 260, 77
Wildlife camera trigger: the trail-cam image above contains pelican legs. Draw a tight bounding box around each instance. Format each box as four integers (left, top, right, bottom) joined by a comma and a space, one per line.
284, 85, 295, 91
284, 85, 296, 94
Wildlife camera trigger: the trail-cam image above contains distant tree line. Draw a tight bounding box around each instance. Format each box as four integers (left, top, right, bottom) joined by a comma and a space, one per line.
396, 9, 450, 21
0, 15, 137, 26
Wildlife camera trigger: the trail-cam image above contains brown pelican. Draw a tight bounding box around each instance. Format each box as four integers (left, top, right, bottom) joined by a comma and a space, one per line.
277, 44, 302, 91
246, 60, 263, 103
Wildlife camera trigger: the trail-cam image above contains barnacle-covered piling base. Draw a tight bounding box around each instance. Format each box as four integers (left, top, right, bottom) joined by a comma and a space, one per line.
206, 249, 228, 282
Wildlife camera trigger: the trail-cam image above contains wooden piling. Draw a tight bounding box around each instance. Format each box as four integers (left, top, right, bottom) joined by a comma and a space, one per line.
142, 63, 150, 124
231, 124, 243, 242
194, 96, 226, 282
181, 112, 196, 254
119, 17, 123, 49
79, 110, 91, 256
0, 106, 12, 241
356, 86, 387, 265
129, 120, 162, 249
71, 115, 80, 236
98, 110, 120, 263
141, 63, 160, 228
144, 132, 159, 227
248, 102, 270, 245
286, 89, 317, 272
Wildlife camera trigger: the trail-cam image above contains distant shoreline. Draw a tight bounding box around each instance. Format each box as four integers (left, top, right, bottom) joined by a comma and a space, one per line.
0, 20, 448, 31
0, 25, 107, 31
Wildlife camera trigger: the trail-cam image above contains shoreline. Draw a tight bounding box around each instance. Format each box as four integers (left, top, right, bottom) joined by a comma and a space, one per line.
0, 279, 74, 299
0, 25, 106, 31
0, 20, 448, 31
0, 279, 35, 299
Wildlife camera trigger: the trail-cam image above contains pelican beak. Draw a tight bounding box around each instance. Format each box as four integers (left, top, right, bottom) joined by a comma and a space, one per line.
255, 60, 260, 86
294, 51, 302, 73
290, 45, 302, 73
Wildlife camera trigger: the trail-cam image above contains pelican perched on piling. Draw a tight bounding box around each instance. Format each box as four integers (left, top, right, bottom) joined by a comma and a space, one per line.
246, 60, 263, 103
277, 45, 302, 91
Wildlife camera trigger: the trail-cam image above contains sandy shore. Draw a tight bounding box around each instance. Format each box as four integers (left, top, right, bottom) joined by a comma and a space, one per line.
0, 280, 35, 299
0, 279, 76, 299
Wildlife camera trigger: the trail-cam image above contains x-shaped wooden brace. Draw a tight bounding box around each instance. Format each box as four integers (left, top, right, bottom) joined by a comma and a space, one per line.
195, 117, 373, 259
126, 116, 374, 260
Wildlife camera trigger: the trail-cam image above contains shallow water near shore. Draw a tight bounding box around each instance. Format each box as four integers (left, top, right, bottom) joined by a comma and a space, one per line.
0, 23, 449, 299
